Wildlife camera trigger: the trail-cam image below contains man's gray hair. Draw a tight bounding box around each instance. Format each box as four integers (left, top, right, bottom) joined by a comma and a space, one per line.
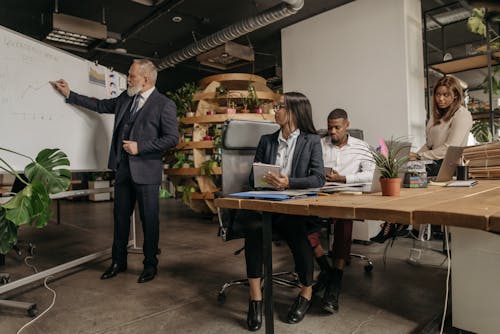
133, 59, 158, 84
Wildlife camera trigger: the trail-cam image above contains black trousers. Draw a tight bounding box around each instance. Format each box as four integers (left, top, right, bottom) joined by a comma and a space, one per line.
244, 214, 314, 286
112, 158, 160, 269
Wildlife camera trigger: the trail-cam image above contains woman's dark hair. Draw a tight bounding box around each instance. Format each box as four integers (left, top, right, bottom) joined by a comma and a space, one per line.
284, 92, 317, 134
432, 76, 464, 125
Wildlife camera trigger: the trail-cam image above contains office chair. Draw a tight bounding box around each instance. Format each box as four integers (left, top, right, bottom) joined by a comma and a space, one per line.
216, 119, 303, 304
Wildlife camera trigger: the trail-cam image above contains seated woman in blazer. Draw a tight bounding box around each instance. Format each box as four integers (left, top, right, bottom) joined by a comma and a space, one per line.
245, 92, 325, 331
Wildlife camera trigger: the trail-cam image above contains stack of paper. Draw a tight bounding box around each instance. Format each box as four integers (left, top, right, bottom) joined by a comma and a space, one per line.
463, 142, 500, 179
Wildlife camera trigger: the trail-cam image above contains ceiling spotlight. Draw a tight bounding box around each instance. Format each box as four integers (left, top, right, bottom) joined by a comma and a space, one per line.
172, 16, 183, 23
115, 48, 127, 53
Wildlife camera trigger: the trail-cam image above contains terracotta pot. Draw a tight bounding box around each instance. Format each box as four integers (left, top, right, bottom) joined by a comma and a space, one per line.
253, 107, 263, 114
380, 177, 401, 196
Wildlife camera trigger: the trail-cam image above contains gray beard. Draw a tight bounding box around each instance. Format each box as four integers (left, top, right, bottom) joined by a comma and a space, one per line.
127, 85, 142, 97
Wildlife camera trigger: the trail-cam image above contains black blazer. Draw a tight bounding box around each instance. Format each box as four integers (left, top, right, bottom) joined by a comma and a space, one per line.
67, 89, 178, 184
250, 130, 325, 189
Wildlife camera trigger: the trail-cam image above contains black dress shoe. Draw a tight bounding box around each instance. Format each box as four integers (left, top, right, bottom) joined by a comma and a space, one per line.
287, 295, 311, 324
137, 267, 157, 283
101, 263, 127, 280
246, 300, 262, 331
322, 268, 343, 313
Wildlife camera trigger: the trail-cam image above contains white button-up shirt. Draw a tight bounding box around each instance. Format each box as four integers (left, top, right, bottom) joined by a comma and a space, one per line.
275, 129, 300, 177
321, 135, 375, 184
137, 86, 155, 110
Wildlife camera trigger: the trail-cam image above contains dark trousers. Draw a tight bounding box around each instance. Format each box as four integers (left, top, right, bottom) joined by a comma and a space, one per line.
332, 219, 353, 262
112, 158, 160, 269
244, 214, 314, 286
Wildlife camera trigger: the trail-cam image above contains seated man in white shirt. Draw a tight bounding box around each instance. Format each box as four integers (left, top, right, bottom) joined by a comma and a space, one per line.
317, 108, 374, 314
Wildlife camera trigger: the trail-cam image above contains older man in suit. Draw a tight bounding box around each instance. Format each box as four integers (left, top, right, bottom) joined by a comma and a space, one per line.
51, 59, 178, 283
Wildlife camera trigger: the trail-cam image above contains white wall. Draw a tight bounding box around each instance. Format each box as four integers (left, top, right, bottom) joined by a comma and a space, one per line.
282, 0, 426, 148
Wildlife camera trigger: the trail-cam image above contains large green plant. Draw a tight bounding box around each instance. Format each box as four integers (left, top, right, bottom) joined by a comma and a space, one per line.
0, 148, 70, 254
166, 82, 199, 118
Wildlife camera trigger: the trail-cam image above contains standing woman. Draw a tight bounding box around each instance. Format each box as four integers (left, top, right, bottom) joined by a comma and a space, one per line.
372, 76, 473, 244
413, 75, 473, 174
244, 92, 325, 331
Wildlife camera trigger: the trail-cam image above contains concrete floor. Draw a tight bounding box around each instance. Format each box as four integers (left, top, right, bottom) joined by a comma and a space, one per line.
1, 199, 452, 334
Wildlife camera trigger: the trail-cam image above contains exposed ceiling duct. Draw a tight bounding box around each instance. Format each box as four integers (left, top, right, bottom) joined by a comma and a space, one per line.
156, 0, 304, 71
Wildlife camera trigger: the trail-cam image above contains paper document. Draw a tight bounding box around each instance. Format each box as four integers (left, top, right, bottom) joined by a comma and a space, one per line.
253, 162, 281, 188
320, 182, 371, 193
229, 189, 318, 200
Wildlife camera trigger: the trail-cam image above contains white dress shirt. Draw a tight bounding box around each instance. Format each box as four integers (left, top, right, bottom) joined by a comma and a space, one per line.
275, 129, 300, 177
136, 86, 155, 110
321, 135, 375, 184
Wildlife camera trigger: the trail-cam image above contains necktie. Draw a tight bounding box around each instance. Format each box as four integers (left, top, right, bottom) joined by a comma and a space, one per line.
130, 94, 141, 115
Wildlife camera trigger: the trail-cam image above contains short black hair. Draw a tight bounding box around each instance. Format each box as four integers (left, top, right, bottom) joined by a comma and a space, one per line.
327, 108, 348, 120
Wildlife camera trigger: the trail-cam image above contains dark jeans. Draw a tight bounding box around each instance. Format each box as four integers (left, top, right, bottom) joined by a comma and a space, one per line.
112, 158, 160, 269
244, 213, 314, 286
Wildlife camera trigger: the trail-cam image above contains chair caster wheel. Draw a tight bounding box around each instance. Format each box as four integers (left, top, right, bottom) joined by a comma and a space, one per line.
364, 263, 373, 273
28, 306, 38, 317
217, 292, 226, 305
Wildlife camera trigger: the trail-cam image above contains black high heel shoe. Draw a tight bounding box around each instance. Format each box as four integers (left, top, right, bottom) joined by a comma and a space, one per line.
247, 300, 262, 331
370, 222, 396, 243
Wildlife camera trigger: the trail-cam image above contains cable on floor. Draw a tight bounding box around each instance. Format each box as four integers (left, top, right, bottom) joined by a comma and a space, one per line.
440, 225, 451, 334
16, 256, 57, 334
16, 276, 56, 334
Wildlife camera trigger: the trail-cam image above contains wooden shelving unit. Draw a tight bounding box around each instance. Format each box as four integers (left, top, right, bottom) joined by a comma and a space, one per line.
430, 52, 500, 74
165, 73, 277, 214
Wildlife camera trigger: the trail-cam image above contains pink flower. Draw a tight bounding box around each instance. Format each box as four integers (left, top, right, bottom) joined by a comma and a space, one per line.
378, 138, 389, 158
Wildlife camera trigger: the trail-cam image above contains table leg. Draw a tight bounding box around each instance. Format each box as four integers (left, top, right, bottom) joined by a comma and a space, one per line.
262, 212, 274, 334
56, 199, 61, 225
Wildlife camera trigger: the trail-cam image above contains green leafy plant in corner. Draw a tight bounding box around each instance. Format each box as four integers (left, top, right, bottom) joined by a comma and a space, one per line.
467, 8, 500, 50
0, 148, 70, 254
471, 119, 500, 143
166, 82, 199, 119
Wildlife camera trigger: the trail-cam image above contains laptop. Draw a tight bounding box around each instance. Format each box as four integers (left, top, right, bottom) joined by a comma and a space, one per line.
434, 146, 465, 182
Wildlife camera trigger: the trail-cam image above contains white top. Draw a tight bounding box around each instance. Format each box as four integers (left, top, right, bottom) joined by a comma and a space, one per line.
275, 129, 300, 177
417, 105, 473, 160
137, 86, 155, 110
321, 135, 375, 184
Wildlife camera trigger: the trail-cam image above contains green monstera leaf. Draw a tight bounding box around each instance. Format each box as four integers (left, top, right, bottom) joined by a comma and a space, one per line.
0, 147, 70, 254
25, 148, 71, 194
0, 209, 18, 255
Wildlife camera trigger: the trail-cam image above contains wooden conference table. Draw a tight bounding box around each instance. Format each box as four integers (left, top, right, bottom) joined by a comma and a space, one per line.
214, 180, 500, 334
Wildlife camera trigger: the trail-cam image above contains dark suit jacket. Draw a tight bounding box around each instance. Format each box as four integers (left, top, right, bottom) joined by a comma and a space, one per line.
250, 130, 325, 189
67, 89, 178, 184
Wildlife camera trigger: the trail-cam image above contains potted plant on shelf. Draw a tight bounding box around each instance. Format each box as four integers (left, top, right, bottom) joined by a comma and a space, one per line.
166, 82, 199, 119
247, 84, 263, 114
370, 138, 411, 196
0, 147, 70, 254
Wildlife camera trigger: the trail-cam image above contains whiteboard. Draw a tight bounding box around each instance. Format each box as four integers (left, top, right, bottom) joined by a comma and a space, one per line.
0, 25, 126, 171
